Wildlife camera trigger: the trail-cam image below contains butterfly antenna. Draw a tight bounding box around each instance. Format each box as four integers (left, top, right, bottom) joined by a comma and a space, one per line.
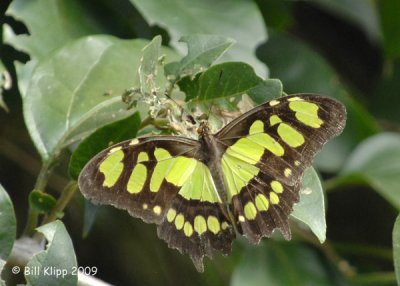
163, 91, 196, 126
163, 90, 184, 114
206, 102, 213, 122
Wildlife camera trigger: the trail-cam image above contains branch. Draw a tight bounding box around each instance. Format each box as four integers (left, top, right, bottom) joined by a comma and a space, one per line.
41, 181, 78, 225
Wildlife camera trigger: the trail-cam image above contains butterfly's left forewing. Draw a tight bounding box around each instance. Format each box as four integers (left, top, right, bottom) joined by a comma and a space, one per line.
78, 136, 235, 272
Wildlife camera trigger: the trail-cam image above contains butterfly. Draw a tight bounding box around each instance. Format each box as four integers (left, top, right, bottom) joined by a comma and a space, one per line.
78, 94, 346, 272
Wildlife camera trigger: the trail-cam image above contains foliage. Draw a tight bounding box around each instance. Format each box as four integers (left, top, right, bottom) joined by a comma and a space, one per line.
1, 0, 400, 285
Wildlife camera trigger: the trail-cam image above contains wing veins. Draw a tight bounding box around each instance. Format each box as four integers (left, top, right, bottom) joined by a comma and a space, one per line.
217, 139, 299, 183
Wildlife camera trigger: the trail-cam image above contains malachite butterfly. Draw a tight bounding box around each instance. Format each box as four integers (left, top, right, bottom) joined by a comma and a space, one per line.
78, 94, 346, 272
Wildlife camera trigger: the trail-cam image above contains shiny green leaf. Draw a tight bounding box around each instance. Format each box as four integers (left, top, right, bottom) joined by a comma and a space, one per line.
340, 133, 400, 210
5, 0, 99, 60
292, 168, 326, 243
232, 242, 333, 286
29, 190, 57, 214
23, 36, 178, 161
378, 0, 400, 58
25, 221, 77, 286
130, 0, 268, 77
179, 62, 282, 109
0, 61, 10, 112
165, 34, 235, 80
393, 214, 400, 284
4, 0, 101, 96
0, 184, 16, 281
371, 62, 400, 123
135, 35, 163, 96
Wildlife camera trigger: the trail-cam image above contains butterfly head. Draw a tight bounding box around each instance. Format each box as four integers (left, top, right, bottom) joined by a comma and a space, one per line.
197, 120, 211, 137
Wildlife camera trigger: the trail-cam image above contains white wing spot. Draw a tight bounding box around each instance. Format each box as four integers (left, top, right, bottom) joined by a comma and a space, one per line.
269, 100, 280, 106
287, 96, 302, 102
301, 187, 313, 195
129, 138, 139, 145
108, 146, 122, 154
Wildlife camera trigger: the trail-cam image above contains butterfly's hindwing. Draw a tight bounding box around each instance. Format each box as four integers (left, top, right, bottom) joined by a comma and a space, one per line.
217, 94, 346, 242
158, 195, 235, 272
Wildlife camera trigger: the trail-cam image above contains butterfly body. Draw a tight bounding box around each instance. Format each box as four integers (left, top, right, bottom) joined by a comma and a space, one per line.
78, 94, 346, 272
197, 122, 228, 204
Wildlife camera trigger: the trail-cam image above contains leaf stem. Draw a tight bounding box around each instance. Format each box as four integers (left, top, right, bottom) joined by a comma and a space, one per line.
22, 159, 54, 236
166, 79, 177, 99
293, 225, 397, 284
42, 181, 78, 225
348, 272, 396, 284
139, 116, 154, 129
22, 208, 39, 238
333, 242, 393, 261
292, 224, 356, 277
34, 159, 53, 192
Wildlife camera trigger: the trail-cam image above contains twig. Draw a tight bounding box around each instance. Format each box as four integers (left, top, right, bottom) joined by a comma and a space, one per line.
347, 272, 396, 284
22, 159, 54, 236
41, 181, 78, 225
292, 224, 356, 277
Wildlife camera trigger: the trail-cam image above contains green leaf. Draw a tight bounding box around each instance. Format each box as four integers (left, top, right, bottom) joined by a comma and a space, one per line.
29, 190, 57, 214
340, 133, 400, 210
393, 214, 400, 284
178, 62, 282, 109
130, 0, 268, 77
25, 220, 77, 286
0, 184, 16, 281
0, 61, 10, 112
292, 167, 326, 243
165, 34, 235, 80
260, 32, 378, 172
371, 62, 400, 123
256, 0, 293, 31
4, 0, 101, 97
69, 112, 141, 180
135, 35, 163, 96
23, 35, 178, 161
378, 0, 400, 59
4, 0, 100, 60
231, 242, 333, 286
